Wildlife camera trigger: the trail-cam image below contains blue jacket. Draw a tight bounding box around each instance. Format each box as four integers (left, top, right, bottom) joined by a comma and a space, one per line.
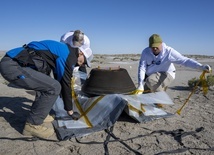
6, 40, 78, 111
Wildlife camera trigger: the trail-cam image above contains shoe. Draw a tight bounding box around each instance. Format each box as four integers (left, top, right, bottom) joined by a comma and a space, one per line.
43, 114, 54, 123
23, 122, 54, 138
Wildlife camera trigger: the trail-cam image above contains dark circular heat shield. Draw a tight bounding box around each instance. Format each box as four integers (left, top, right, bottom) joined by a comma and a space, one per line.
82, 68, 136, 95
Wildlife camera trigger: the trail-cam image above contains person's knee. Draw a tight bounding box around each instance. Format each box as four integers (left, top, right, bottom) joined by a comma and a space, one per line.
146, 77, 162, 92
54, 81, 61, 95
146, 77, 157, 88
48, 81, 61, 95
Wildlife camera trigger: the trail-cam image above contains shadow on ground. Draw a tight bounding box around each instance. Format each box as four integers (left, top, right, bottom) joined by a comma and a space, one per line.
0, 96, 33, 133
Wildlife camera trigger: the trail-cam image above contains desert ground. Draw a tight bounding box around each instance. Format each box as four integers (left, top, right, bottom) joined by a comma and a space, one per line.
0, 52, 214, 155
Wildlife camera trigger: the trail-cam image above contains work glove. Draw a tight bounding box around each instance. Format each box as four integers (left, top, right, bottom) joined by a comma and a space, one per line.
202, 64, 212, 73
134, 84, 144, 94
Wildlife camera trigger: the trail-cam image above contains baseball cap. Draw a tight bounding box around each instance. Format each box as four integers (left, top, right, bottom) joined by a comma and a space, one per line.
72, 30, 84, 47
149, 34, 162, 48
79, 46, 93, 67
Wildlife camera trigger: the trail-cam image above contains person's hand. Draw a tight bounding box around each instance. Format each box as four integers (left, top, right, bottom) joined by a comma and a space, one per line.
133, 84, 144, 94
67, 110, 80, 120
73, 66, 80, 72
202, 64, 212, 73
67, 110, 74, 116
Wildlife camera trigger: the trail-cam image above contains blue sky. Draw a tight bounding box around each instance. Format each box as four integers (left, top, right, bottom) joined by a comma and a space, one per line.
0, 0, 214, 55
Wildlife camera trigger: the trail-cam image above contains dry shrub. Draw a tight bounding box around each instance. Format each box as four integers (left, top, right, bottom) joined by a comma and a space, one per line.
188, 74, 214, 88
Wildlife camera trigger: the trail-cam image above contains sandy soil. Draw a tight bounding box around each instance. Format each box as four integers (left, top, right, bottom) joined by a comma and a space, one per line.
0, 52, 214, 155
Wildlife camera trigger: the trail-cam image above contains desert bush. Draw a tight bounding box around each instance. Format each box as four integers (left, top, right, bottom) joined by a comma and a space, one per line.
188, 74, 214, 88
207, 74, 214, 86
130, 58, 139, 61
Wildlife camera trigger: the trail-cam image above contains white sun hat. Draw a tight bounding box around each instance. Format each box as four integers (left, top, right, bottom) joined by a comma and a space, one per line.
79, 46, 93, 67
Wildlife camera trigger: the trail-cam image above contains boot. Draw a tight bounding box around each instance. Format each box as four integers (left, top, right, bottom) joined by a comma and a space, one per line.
23, 122, 54, 138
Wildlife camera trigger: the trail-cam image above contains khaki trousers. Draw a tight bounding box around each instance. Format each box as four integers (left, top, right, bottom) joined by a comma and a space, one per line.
145, 72, 174, 92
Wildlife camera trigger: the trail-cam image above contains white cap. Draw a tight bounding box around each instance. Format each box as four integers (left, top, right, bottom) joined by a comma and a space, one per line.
79, 46, 93, 67
61, 30, 93, 67
60, 30, 90, 48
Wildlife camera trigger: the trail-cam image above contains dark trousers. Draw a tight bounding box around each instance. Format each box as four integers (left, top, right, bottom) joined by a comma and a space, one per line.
0, 56, 61, 125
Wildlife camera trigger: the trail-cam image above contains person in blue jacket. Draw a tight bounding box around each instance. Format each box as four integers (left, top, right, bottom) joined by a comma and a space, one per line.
0, 40, 93, 138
